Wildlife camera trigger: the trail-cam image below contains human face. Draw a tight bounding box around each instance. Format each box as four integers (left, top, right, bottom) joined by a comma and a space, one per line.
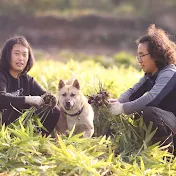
10, 44, 29, 78
137, 42, 158, 74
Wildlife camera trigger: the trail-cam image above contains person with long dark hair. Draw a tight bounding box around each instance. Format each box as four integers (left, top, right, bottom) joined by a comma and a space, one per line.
0, 36, 60, 136
108, 24, 176, 153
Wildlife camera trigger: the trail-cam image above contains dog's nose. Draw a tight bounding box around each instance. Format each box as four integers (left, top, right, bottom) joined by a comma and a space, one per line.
66, 101, 71, 107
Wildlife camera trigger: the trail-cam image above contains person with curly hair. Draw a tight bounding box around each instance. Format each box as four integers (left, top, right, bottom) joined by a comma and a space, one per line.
108, 24, 176, 153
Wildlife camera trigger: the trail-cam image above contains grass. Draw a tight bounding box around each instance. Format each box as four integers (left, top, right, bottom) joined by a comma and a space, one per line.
0, 59, 176, 175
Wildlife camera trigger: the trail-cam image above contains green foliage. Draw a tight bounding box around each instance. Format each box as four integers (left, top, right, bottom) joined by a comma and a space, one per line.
0, 109, 175, 175
1, 59, 176, 175
113, 52, 139, 69
29, 59, 141, 96
35, 50, 139, 69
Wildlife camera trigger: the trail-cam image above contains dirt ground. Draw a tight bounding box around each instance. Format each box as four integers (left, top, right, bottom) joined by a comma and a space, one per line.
0, 9, 176, 57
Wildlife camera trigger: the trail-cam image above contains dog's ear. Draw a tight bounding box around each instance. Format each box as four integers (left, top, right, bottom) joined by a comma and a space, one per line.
72, 79, 80, 90
58, 80, 65, 90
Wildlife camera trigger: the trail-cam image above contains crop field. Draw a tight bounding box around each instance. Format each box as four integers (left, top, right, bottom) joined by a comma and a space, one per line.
0, 58, 176, 175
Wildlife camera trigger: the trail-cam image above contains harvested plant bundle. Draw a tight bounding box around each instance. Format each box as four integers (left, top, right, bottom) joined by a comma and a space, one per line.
87, 83, 110, 108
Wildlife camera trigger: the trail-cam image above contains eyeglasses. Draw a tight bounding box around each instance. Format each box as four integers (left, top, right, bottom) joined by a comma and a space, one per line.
136, 53, 150, 62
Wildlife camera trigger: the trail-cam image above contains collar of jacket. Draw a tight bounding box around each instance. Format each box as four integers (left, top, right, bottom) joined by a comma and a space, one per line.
145, 70, 159, 81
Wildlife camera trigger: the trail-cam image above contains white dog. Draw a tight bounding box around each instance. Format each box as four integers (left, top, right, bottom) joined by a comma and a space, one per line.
55, 79, 94, 138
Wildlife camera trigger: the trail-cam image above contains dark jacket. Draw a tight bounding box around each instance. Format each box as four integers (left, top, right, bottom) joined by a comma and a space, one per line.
119, 64, 176, 116
0, 70, 45, 111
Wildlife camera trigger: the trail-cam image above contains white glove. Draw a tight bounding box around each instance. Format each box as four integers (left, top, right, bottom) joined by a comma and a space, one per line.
108, 98, 119, 103
108, 101, 124, 115
25, 96, 44, 107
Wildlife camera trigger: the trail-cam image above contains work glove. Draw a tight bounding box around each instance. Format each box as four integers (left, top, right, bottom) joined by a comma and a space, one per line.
108, 98, 119, 103
108, 101, 124, 115
25, 96, 44, 108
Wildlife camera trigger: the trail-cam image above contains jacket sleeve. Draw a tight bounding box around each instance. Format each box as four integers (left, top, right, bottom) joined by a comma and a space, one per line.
0, 73, 27, 109
123, 70, 176, 114
118, 75, 148, 103
29, 76, 46, 96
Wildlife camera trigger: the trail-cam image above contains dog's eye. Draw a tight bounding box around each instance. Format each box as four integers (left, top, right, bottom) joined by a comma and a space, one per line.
70, 93, 75, 97
62, 93, 66, 97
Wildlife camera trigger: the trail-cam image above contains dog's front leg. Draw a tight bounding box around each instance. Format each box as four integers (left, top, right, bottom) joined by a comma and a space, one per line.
83, 128, 94, 138
83, 121, 94, 138
83, 118, 94, 138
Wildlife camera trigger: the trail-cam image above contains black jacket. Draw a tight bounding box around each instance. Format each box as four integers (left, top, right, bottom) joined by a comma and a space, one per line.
0, 70, 45, 111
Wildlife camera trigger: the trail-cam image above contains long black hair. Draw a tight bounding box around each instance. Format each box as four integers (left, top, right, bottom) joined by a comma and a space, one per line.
0, 36, 35, 74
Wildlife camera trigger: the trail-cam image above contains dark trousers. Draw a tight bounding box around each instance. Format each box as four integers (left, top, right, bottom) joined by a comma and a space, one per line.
1, 106, 60, 136
142, 106, 176, 153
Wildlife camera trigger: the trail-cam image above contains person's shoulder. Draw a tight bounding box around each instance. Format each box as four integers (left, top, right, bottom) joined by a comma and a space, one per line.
158, 64, 176, 78
0, 70, 9, 81
161, 64, 176, 73
20, 73, 35, 83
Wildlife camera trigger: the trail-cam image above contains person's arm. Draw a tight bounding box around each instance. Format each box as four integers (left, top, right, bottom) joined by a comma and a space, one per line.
118, 75, 148, 103
29, 76, 46, 96
28, 76, 57, 108
123, 70, 176, 114
0, 73, 43, 109
0, 73, 27, 109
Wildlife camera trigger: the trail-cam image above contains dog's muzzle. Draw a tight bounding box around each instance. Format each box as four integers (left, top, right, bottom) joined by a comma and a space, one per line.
64, 101, 73, 110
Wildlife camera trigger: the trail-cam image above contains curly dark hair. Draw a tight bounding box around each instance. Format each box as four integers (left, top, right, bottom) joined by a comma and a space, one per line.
136, 24, 176, 70
0, 35, 35, 75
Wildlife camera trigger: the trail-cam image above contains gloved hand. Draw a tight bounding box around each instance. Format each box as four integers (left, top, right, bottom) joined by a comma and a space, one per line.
41, 92, 57, 108
108, 101, 124, 115
108, 98, 119, 103
25, 96, 44, 107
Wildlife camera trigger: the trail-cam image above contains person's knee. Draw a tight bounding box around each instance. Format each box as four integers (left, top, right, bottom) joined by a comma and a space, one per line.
51, 106, 60, 121
41, 106, 60, 136
143, 106, 156, 117
142, 106, 157, 126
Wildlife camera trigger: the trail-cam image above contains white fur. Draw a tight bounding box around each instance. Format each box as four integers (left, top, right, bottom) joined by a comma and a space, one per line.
66, 97, 94, 137
56, 79, 94, 138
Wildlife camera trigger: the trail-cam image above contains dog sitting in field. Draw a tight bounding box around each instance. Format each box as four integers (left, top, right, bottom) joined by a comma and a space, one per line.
55, 79, 94, 138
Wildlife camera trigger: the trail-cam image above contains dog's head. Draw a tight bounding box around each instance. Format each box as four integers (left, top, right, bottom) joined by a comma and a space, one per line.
58, 79, 83, 111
